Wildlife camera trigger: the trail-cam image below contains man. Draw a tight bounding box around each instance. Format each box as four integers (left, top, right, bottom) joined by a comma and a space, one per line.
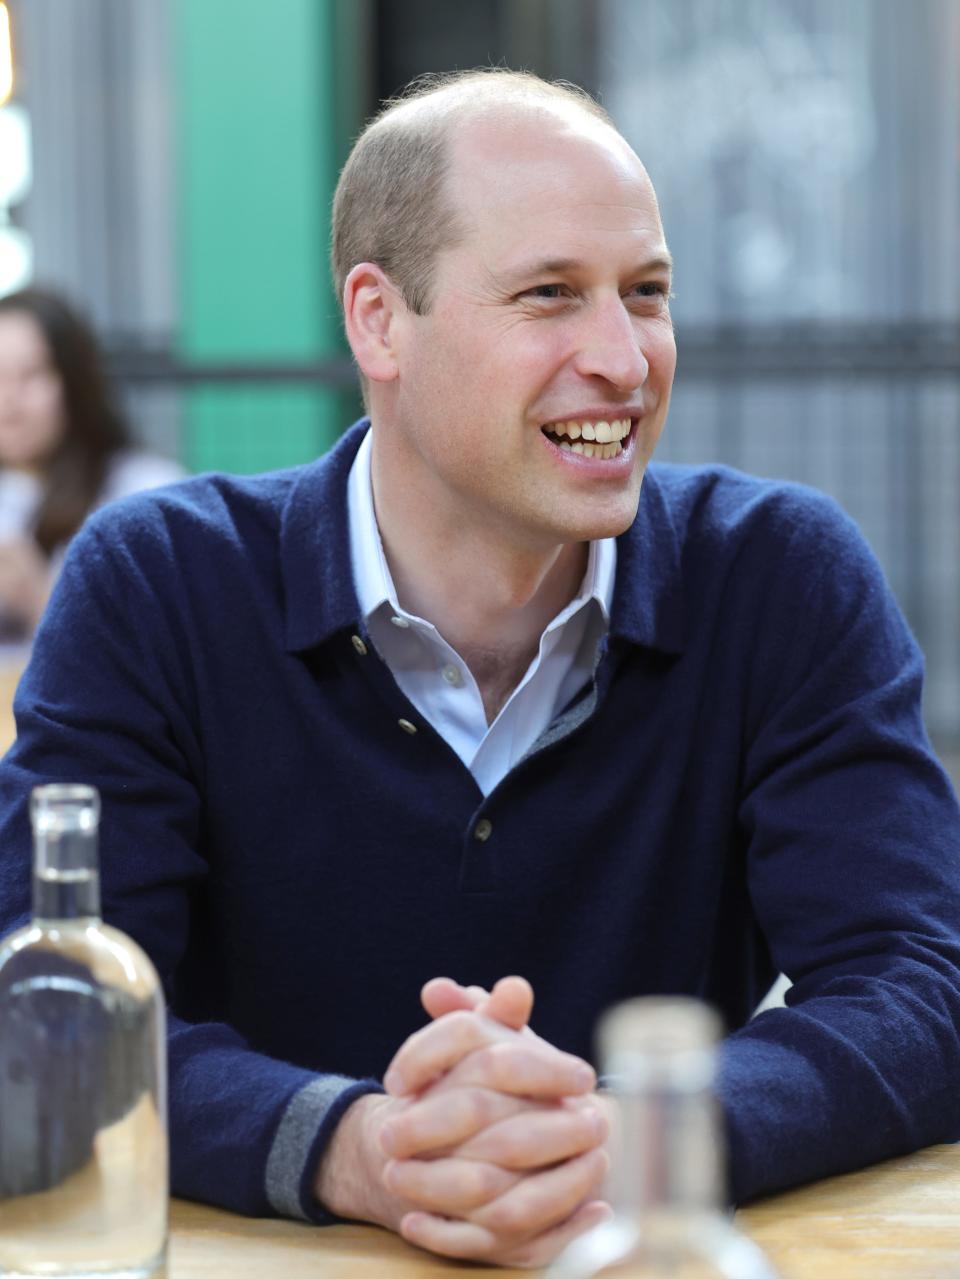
1, 69, 959, 1270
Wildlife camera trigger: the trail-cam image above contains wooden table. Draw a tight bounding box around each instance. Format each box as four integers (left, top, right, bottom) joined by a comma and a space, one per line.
168, 1143, 960, 1277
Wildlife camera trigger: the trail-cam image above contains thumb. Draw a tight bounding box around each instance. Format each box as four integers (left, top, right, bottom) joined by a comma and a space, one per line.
420, 975, 534, 1032
420, 976, 488, 1020
477, 975, 534, 1031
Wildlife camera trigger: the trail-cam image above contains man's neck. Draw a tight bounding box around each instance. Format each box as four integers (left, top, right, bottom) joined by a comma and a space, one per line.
393, 535, 588, 723
370, 441, 589, 722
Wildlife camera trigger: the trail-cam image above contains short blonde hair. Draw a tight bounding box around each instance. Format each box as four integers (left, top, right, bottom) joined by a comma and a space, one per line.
331, 68, 613, 317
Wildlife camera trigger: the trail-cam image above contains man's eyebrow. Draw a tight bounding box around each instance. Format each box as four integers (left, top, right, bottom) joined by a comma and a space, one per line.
500, 252, 674, 284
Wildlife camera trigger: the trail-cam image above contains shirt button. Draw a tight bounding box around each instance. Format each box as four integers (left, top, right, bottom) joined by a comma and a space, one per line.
351, 634, 368, 656
474, 818, 493, 842
398, 719, 418, 735
390, 616, 410, 629
441, 664, 463, 688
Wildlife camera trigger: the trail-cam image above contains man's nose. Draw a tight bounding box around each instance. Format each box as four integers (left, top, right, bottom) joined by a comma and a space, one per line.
572, 298, 650, 392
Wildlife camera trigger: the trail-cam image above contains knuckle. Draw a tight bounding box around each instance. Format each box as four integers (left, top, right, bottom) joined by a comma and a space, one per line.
474, 1159, 505, 1197
492, 1125, 529, 1168
460, 1086, 495, 1129
449, 1009, 480, 1041
481, 1193, 528, 1236
576, 1109, 603, 1145
472, 1042, 505, 1079
381, 1117, 409, 1154
482, 1040, 537, 1089
460, 1160, 503, 1205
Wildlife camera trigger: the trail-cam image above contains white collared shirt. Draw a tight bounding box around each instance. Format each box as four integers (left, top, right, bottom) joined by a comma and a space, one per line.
347, 429, 615, 796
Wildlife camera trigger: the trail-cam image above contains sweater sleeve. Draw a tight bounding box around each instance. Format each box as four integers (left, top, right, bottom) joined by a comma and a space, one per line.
719, 490, 960, 1202
0, 515, 381, 1222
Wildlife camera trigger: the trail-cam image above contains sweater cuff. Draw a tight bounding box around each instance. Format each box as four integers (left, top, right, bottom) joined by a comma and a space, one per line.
264, 1075, 384, 1223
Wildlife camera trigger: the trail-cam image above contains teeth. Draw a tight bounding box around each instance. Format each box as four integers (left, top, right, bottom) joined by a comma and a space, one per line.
548, 419, 630, 460
547, 417, 631, 441
558, 438, 624, 459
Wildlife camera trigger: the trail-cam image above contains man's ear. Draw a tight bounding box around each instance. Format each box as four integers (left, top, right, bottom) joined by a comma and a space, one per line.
342, 262, 406, 385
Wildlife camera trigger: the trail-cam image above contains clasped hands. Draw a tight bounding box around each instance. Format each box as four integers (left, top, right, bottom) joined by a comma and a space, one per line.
314, 975, 613, 1268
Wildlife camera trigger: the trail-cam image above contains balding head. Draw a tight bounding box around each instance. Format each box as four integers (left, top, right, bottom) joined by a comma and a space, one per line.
331, 69, 620, 317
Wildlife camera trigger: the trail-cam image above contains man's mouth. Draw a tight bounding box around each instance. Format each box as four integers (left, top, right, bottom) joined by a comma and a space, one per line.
540, 417, 633, 459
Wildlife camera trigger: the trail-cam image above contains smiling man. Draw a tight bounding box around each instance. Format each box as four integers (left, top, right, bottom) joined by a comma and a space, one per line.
0, 69, 959, 1271
340, 78, 676, 761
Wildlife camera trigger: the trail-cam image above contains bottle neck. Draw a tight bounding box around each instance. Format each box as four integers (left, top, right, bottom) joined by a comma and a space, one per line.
31, 822, 102, 923
609, 1080, 723, 1220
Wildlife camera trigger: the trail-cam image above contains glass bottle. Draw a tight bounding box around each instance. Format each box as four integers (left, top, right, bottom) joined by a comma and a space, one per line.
0, 784, 167, 1279
548, 997, 781, 1279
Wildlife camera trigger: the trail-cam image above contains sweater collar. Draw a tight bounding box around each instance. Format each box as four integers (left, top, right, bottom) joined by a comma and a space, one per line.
281, 418, 685, 656
609, 466, 686, 655
281, 420, 368, 652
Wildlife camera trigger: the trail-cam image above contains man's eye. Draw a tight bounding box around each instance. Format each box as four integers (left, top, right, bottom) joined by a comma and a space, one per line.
525, 284, 566, 300
629, 282, 670, 298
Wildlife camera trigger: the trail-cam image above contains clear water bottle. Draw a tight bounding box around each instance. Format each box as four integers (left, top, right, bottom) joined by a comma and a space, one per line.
547, 997, 781, 1279
0, 785, 167, 1278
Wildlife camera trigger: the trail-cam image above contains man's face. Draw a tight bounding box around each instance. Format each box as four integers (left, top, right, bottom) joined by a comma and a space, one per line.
384, 107, 677, 553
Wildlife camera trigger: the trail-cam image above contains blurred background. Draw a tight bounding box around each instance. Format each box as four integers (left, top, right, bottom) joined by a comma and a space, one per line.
1, 0, 958, 758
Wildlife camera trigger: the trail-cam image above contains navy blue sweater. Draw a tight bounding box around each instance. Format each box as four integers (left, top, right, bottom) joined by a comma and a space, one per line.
1, 421, 958, 1222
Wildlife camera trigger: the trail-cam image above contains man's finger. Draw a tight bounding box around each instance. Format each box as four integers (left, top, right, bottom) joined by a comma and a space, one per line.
420, 976, 487, 1020
421, 975, 533, 1032
452, 1102, 608, 1169
398, 1147, 609, 1262
500, 1199, 614, 1270
431, 1037, 597, 1100
477, 975, 534, 1031
379, 1086, 530, 1159
472, 1146, 609, 1242
382, 1155, 522, 1214
384, 1008, 593, 1098
384, 1010, 506, 1095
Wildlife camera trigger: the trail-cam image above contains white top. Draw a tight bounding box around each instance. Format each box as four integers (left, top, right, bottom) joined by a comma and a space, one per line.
347, 428, 615, 796
0, 449, 186, 547
0, 449, 186, 638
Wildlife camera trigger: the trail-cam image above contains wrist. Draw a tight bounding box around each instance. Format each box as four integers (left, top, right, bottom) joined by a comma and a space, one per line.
312, 1092, 401, 1227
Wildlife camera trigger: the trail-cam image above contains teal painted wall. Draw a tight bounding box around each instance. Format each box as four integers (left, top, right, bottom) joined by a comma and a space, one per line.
174, 0, 359, 473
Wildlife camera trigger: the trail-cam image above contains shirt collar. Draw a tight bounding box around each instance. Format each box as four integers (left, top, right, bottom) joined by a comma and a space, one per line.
347, 428, 403, 622
281, 418, 685, 655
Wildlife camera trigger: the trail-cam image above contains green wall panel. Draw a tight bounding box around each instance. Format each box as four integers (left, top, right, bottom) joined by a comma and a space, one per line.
175, 0, 355, 473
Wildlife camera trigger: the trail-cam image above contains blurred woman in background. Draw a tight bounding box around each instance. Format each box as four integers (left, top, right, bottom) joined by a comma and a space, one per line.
0, 287, 185, 637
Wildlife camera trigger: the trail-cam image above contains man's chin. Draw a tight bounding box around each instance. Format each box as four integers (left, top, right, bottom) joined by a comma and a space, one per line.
566, 489, 645, 543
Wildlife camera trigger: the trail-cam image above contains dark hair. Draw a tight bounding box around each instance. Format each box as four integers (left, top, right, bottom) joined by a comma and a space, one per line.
332, 68, 613, 318
0, 287, 131, 556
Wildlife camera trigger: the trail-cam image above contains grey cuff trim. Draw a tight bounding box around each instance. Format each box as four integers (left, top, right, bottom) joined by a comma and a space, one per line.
265, 1075, 365, 1221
